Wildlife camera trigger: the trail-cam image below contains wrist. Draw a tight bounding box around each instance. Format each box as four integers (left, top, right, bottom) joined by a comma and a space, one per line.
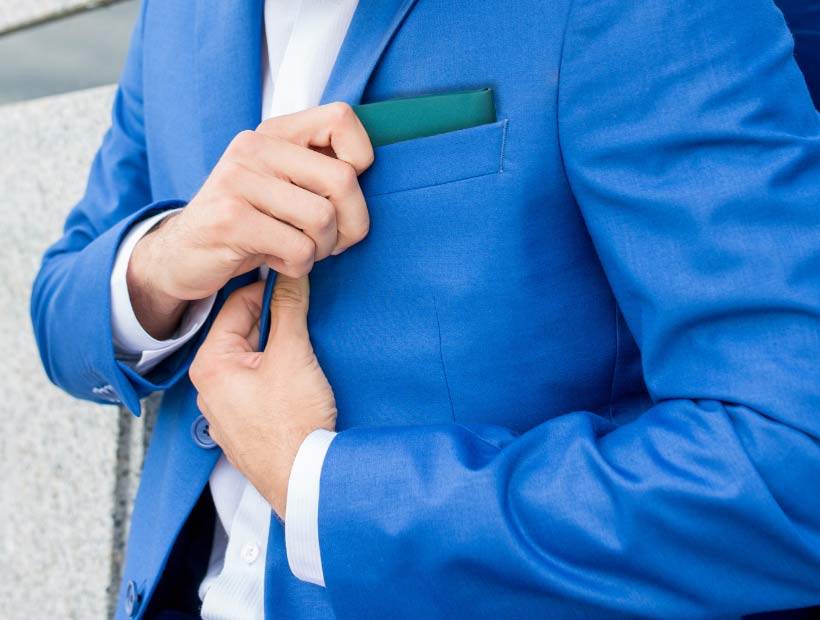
127, 215, 189, 339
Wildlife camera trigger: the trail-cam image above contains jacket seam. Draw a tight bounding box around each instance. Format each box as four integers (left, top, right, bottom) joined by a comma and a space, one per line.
554, 0, 580, 198
607, 302, 622, 422
364, 166, 501, 199
433, 296, 457, 421
499, 118, 509, 172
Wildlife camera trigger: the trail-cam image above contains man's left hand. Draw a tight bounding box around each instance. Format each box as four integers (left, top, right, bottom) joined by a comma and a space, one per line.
189, 275, 336, 518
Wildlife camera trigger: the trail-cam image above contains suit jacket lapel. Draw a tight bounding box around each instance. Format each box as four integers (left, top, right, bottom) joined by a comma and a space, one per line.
193, 0, 417, 175
194, 0, 265, 175
321, 0, 419, 105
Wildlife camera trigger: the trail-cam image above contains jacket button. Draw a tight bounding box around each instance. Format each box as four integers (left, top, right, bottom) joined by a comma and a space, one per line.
92, 384, 121, 404
124, 579, 142, 617
191, 415, 217, 449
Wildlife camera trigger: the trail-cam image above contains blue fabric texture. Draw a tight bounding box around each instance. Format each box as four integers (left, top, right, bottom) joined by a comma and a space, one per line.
30, 0, 820, 618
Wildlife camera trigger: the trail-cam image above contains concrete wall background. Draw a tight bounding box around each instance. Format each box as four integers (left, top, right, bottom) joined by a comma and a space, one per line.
0, 85, 153, 619
0, 0, 122, 33
0, 0, 138, 105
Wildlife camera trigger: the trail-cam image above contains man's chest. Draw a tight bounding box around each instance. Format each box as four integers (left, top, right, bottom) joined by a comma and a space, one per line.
140, 0, 628, 434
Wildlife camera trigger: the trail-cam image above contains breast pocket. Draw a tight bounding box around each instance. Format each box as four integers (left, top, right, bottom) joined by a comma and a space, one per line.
358, 118, 508, 197
306, 118, 509, 430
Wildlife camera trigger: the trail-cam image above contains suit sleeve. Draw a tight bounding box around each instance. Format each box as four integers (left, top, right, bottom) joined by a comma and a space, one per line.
315, 1, 820, 618
30, 0, 193, 415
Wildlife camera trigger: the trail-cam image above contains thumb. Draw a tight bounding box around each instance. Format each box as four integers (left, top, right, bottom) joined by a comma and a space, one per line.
266, 274, 310, 344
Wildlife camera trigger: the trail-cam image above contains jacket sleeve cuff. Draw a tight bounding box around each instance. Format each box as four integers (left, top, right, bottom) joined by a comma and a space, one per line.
34, 199, 194, 415
110, 208, 216, 374
285, 428, 337, 587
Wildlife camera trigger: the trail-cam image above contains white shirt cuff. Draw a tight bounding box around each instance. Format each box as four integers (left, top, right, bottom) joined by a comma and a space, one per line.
285, 428, 337, 587
110, 208, 216, 374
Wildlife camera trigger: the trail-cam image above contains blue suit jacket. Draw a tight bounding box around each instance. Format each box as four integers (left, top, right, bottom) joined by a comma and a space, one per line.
31, 1, 820, 618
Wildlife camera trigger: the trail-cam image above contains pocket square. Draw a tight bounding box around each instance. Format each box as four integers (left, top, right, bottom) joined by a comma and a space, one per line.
353, 88, 496, 147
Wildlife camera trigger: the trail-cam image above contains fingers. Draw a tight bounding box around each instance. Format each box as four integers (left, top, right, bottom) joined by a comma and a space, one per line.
229, 162, 339, 260
214, 102, 373, 270
258, 101, 375, 174
224, 205, 317, 278
207, 280, 265, 343
257, 102, 373, 254
226, 130, 370, 257
266, 274, 310, 346
189, 282, 266, 390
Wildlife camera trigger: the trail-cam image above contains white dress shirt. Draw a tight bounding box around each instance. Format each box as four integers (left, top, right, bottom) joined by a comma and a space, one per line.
110, 1, 359, 617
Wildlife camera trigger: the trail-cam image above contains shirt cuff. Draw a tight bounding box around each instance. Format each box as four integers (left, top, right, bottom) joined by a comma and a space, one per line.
285, 428, 337, 587
110, 208, 216, 374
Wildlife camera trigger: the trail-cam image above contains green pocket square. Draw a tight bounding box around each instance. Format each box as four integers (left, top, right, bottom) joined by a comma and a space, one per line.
352, 88, 496, 147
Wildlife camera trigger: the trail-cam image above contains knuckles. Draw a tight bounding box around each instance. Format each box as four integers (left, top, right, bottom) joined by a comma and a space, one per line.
209, 108, 372, 264
281, 235, 316, 277
326, 101, 356, 126
326, 101, 374, 170
351, 218, 371, 243
206, 196, 245, 235
256, 116, 283, 137
227, 130, 259, 158
278, 262, 311, 279
361, 145, 376, 170
210, 158, 243, 192
341, 212, 371, 245
271, 282, 308, 310
310, 198, 336, 232
291, 235, 317, 265
189, 355, 215, 390
329, 160, 359, 196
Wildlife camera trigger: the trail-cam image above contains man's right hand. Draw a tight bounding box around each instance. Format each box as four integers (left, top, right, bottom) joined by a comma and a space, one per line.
126, 102, 374, 340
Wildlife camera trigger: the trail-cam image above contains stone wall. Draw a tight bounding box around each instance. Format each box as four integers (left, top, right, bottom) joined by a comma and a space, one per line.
0, 85, 151, 619
0, 0, 121, 33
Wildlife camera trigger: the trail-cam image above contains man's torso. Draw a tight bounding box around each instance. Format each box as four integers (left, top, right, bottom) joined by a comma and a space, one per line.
125, 0, 649, 616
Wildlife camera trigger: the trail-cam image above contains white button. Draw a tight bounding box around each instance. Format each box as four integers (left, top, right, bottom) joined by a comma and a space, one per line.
240, 543, 260, 565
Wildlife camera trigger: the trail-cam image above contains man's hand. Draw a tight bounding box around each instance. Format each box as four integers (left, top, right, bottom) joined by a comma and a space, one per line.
189, 276, 336, 519
127, 102, 374, 339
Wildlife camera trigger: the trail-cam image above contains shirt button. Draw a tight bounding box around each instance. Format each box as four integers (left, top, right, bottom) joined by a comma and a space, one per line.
191, 415, 217, 449
240, 543, 260, 565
